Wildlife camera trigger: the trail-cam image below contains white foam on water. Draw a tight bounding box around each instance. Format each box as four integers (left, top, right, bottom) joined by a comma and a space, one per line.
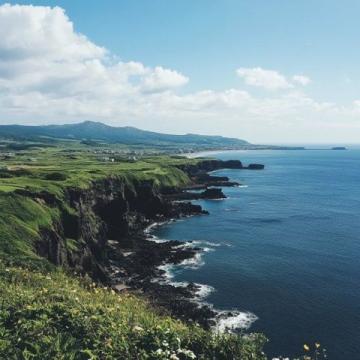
147, 236, 169, 244
194, 283, 215, 300
189, 240, 221, 247
179, 252, 205, 269
144, 222, 162, 234
146, 219, 258, 335
171, 280, 190, 288
157, 264, 175, 282
215, 311, 258, 333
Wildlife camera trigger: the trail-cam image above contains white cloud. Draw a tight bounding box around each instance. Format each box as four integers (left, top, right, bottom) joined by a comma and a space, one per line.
141, 66, 189, 93
0, 3, 105, 61
0, 3, 188, 100
292, 75, 311, 86
236, 67, 292, 90
0, 4, 358, 143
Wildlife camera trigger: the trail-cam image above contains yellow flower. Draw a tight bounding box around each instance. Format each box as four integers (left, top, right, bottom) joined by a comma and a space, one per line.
315, 342, 321, 348
304, 344, 310, 351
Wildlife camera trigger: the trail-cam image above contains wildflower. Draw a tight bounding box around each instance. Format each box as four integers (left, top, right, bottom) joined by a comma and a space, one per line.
5, 268, 10, 272
133, 326, 144, 332
315, 342, 321, 348
155, 349, 163, 355
170, 355, 179, 360
162, 340, 169, 347
304, 344, 310, 351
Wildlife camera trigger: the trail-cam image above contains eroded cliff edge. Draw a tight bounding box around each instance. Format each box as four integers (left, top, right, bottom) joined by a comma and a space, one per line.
13, 159, 264, 328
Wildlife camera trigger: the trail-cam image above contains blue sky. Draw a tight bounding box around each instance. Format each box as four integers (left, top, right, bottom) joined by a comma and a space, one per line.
0, 1, 359, 143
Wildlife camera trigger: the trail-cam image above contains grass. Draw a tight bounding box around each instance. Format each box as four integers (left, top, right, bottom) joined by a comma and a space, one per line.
0, 261, 267, 360
0, 146, 197, 265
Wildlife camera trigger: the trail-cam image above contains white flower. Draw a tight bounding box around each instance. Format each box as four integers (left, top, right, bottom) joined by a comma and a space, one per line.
170, 355, 179, 360
133, 326, 144, 332
155, 349, 163, 355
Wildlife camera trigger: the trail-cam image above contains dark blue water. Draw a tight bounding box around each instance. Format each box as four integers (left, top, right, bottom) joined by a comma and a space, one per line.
154, 150, 360, 360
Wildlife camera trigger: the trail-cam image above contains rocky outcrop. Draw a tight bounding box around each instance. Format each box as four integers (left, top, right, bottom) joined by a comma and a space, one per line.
246, 163, 265, 170
166, 188, 226, 201
177, 159, 243, 175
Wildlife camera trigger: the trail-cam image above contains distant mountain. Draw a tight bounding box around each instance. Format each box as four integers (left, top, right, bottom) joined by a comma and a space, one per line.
0, 121, 251, 149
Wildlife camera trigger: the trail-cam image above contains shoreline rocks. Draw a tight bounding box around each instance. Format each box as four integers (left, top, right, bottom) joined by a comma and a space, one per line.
104, 159, 265, 328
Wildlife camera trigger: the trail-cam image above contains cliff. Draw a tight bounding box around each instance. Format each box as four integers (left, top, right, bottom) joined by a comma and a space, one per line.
0, 158, 264, 327
0, 155, 270, 359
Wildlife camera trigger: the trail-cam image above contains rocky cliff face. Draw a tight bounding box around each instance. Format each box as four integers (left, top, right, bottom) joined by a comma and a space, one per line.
32, 177, 204, 281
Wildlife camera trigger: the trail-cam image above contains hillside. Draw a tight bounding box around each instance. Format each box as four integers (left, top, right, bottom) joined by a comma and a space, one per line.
0, 121, 250, 149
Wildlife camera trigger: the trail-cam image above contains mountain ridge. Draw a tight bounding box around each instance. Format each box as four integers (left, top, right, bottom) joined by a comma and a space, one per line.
0, 121, 250, 148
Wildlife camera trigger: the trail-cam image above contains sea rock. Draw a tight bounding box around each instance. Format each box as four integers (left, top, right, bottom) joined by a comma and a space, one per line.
247, 163, 265, 170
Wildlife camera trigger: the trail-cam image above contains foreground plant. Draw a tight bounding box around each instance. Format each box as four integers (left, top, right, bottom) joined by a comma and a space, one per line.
0, 261, 267, 359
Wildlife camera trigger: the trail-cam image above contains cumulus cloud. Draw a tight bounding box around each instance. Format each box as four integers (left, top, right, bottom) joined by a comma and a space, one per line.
0, 3, 105, 61
236, 67, 292, 90
141, 66, 189, 93
292, 75, 311, 86
0, 3, 358, 143
0, 4, 188, 101
236, 67, 312, 90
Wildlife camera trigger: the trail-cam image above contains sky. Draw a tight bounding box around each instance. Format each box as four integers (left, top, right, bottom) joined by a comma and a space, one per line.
0, 1, 359, 144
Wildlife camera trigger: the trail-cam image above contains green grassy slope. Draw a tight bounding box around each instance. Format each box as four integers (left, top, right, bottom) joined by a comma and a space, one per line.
0, 148, 197, 267
0, 262, 267, 359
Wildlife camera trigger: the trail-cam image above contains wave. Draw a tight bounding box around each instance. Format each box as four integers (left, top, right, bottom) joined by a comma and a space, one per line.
194, 283, 215, 300
179, 252, 205, 269
189, 240, 221, 247
148, 221, 257, 334
215, 311, 258, 333
147, 235, 170, 244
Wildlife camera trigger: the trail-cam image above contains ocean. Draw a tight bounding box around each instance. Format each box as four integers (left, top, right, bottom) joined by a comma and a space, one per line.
152, 149, 360, 359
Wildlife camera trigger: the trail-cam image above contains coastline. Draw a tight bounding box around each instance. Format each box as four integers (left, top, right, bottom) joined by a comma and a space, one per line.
145, 221, 259, 333
106, 158, 264, 332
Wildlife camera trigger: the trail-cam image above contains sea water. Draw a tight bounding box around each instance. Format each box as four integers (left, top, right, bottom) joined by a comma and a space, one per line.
152, 149, 360, 359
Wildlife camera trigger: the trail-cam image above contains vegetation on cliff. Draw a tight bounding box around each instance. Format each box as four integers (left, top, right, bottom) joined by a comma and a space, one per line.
0, 261, 267, 359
